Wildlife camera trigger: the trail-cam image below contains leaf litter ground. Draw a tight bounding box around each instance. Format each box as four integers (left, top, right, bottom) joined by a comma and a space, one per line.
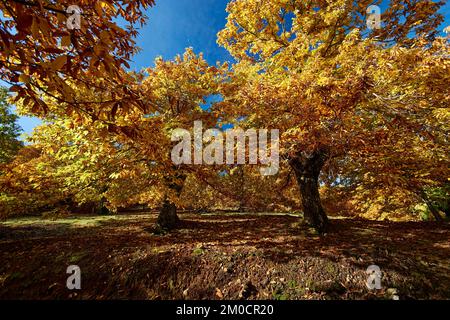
0, 213, 448, 299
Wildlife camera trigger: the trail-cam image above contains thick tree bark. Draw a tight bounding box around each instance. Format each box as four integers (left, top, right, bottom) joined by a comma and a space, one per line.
157, 200, 179, 230
289, 148, 329, 234
95, 197, 110, 215
155, 170, 186, 231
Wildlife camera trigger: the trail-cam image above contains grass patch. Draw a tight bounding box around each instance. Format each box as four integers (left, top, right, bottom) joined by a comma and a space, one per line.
69, 252, 87, 263
0, 214, 138, 228
192, 247, 204, 256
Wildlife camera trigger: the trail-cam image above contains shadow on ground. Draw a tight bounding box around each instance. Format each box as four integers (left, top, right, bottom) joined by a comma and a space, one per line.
0, 213, 448, 299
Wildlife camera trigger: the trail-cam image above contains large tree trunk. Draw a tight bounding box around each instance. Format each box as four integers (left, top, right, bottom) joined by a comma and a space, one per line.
95, 197, 110, 215
155, 170, 186, 231
157, 200, 179, 230
289, 148, 329, 234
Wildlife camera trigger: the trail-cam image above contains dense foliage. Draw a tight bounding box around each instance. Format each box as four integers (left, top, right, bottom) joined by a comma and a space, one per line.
0, 1, 448, 231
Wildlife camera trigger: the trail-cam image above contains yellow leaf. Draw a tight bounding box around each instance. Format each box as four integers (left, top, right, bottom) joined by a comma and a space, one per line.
51, 56, 67, 71
31, 17, 40, 38
19, 74, 30, 83
61, 36, 71, 47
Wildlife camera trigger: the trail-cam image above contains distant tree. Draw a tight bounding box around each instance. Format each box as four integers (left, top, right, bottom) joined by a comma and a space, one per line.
0, 87, 22, 163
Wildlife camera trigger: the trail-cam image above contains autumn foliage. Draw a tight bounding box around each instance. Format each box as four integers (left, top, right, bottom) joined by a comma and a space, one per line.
0, 0, 449, 233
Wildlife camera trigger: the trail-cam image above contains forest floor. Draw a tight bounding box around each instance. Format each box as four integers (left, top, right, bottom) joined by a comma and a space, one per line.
0, 212, 449, 300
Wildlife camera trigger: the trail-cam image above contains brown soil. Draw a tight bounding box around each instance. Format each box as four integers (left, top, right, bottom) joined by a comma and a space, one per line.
0, 213, 449, 300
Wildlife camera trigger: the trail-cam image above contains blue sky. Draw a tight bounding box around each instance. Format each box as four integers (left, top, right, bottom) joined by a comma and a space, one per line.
132, 0, 231, 69
11, 0, 450, 137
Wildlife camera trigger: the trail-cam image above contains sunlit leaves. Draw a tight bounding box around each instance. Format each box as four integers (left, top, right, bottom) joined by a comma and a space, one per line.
0, 0, 155, 121
217, 0, 449, 219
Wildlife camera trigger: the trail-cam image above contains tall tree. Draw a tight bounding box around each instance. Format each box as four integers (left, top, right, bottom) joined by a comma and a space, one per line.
136, 49, 224, 230
9, 49, 224, 230
217, 0, 448, 233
